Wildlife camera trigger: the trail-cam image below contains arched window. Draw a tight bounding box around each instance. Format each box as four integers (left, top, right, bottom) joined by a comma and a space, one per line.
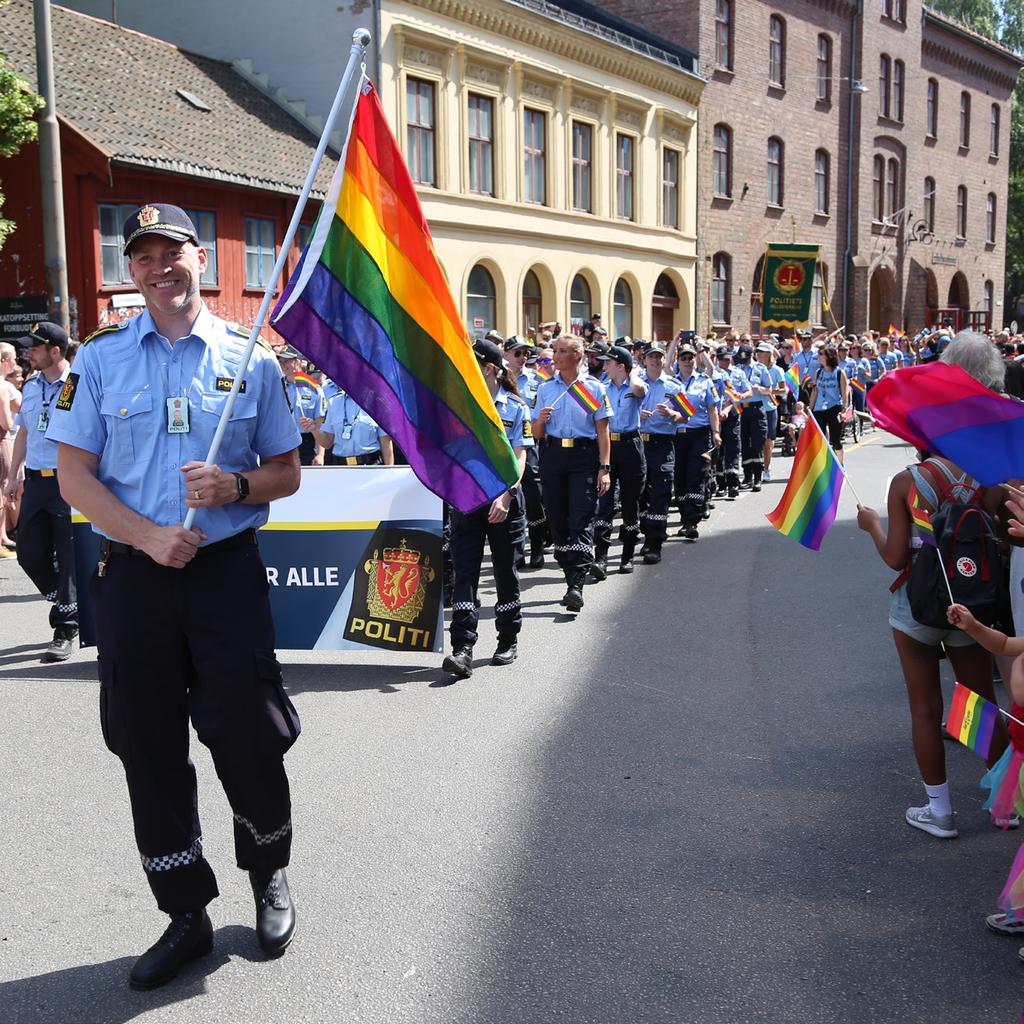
522, 269, 542, 333
767, 136, 784, 207
926, 79, 938, 137
879, 54, 891, 118
715, 0, 732, 69
956, 185, 968, 239
569, 274, 591, 332
960, 92, 971, 149
991, 103, 1001, 157
814, 149, 830, 214
872, 155, 885, 221
893, 60, 905, 121
713, 124, 732, 197
886, 158, 899, 220
923, 177, 936, 232
613, 279, 634, 339
711, 253, 730, 325
817, 35, 832, 103
768, 16, 785, 87
987, 192, 997, 244
467, 265, 496, 338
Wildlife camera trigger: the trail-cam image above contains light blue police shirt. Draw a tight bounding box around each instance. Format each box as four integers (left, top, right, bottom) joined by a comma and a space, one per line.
516, 369, 539, 410
640, 372, 682, 436
674, 372, 718, 430
321, 392, 385, 457
16, 366, 70, 470
494, 387, 533, 449
794, 348, 819, 384
320, 377, 342, 402
605, 377, 647, 434
287, 379, 326, 431
739, 361, 772, 407
759, 364, 785, 413
46, 306, 300, 544
534, 373, 610, 439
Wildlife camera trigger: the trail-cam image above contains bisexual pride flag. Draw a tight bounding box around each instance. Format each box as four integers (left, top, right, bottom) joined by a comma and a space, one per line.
273, 79, 519, 513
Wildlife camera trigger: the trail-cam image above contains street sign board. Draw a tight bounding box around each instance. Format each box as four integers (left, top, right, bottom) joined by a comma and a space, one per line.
0, 295, 49, 341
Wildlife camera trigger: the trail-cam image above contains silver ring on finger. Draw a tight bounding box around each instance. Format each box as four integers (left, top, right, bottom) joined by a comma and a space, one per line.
194, 490, 201, 500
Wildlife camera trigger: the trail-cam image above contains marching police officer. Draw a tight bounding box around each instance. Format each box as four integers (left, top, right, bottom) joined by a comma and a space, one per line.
593, 345, 647, 576
277, 344, 326, 465
735, 343, 772, 492
533, 334, 611, 612
638, 344, 682, 564
443, 338, 528, 679
671, 343, 721, 540
5, 322, 78, 661
504, 335, 548, 568
48, 204, 302, 989
312, 390, 394, 465
712, 346, 748, 499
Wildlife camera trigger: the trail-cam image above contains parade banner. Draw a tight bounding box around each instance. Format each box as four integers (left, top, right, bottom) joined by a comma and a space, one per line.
73, 467, 444, 653
759, 243, 821, 328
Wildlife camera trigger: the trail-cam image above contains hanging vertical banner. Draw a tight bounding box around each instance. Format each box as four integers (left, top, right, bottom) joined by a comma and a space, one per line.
760, 243, 821, 328
73, 468, 444, 652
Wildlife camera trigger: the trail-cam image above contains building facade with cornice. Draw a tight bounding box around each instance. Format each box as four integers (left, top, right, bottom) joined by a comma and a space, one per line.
593, 0, 1022, 334
63, 0, 704, 340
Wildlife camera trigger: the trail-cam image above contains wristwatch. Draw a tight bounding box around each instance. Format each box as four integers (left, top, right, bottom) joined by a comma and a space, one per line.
232, 472, 250, 502
599, 463, 611, 472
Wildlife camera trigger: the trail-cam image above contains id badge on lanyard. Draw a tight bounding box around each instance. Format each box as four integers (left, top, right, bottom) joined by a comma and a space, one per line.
166, 396, 190, 433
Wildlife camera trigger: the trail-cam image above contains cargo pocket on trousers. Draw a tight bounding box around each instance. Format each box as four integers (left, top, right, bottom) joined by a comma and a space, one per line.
97, 657, 122, 756
256, 654, 301, 755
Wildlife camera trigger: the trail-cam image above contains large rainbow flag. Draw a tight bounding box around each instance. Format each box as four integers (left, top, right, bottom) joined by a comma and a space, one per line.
765, 418, 845, 550
272, 79, 519, 512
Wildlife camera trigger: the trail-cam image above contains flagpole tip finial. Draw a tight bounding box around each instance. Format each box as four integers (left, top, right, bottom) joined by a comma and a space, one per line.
353, 28, 371, 47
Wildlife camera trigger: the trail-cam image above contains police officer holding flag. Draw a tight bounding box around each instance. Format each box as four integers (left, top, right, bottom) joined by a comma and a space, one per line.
48, 204, 302, 990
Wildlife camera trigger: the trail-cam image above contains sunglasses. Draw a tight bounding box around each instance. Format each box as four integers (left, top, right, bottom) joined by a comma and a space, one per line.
679, 354, 695, 360
536, 356, 552, 364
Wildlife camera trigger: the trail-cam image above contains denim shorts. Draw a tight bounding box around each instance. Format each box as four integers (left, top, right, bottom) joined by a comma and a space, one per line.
888, 584, 976, 647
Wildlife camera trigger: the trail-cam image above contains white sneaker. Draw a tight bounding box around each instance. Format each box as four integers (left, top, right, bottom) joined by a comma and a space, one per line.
763, 469, 772, 482
987, 912, 1024, 936
905, 804, 958, 839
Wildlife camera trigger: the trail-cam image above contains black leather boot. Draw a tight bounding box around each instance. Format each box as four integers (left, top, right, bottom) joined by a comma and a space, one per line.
250, 868, 296, 955
442, 646, 474, 679
491, 636, 518, 666
129, 910, 214, 990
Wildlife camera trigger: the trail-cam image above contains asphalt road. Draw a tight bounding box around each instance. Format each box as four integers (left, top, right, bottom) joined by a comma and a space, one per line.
1, 431, 1022, 1024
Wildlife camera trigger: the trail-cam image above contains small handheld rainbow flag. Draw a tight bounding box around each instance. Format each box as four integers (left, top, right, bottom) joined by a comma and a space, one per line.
851, 378, 867, 395
725, 385, 745, 406
765, 417, 844, 550
567, 378, 601, 414
671, 391, 696, 418
766, 391, 780, 407
534, 363, 553, 382
888, 322, 905, 340
293, 370, 319, 388
946, 682, 999, 758
785, 364, 800, 396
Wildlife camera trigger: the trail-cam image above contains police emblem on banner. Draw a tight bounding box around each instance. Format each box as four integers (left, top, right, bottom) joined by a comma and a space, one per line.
344, 529, 441, 650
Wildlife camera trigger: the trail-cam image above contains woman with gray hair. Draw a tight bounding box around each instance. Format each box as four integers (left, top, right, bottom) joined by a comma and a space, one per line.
856, 327, 1009, 840
940, 329, 1006, 392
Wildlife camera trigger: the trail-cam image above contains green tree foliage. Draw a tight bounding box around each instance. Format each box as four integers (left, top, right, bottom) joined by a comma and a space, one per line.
0, 41, 43, 248
931, 1, 1024, 318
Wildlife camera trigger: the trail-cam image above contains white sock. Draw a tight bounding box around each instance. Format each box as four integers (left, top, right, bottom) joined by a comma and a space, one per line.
924, 782, 953, 818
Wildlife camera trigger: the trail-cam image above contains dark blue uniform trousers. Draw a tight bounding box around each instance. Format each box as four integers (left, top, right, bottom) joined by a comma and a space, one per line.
92, 535, 299, 915
715, 410, 741, 490
519, 446, 548, 558
594, 435, 645, 562
740, 405, 767, 483
639, 435, 675, 550
674, 426, 712, 528
539, 441, 598, 589
450, 489, 525, 648
17, 473, 77, 629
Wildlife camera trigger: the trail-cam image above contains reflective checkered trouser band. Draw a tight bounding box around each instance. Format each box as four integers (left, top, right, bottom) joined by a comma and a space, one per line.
141, 837, 203, 873
495, 600, 521, 614
233, 813, 292, 846
552, 543, 591, 553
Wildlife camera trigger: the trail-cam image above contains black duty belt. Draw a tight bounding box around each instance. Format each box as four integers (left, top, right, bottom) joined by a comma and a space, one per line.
544, 437, 596, 448
25, 467, 57, 479
336, 452, 381, 466
100, 528, 258, 561
609, 432, 639, 442
640, 433, 674, 445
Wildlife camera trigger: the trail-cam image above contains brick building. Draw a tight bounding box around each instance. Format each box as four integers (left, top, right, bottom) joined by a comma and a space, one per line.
595, 0, 1022, 334
0, 0, 336, 340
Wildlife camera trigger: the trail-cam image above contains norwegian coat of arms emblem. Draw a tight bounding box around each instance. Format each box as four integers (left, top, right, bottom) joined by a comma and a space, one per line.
364, 539, 436, 623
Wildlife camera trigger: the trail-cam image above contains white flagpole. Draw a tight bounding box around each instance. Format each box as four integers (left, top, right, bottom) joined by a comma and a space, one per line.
803, 402, 864, 506
184, 29, 371, 531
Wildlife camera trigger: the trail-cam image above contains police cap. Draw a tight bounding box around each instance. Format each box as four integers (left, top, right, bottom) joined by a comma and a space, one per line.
503, 335, 533, 352
677, 343, 697, 357
599, 345, 633, 371
755, 342, 774, 353
276, 343, 302, 360
122, 204, 199, 255
473, 337, 506, 369
646, 343, 667, 356
17, 320, 69, 353
716, 345, 732, 359
735, 344, 753, 363
586, 340, 610, 357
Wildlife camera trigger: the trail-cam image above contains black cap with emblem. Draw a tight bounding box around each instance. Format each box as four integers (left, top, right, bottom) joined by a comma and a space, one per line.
123, 204, 199, 255
16, 321, 69, 353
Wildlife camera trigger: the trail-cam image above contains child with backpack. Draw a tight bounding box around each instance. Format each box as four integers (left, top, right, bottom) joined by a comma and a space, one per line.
857, 454, 1009, 840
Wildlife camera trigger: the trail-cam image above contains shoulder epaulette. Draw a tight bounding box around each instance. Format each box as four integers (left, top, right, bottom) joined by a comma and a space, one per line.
82, 322, 127, 345
225, 323, 272, 351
